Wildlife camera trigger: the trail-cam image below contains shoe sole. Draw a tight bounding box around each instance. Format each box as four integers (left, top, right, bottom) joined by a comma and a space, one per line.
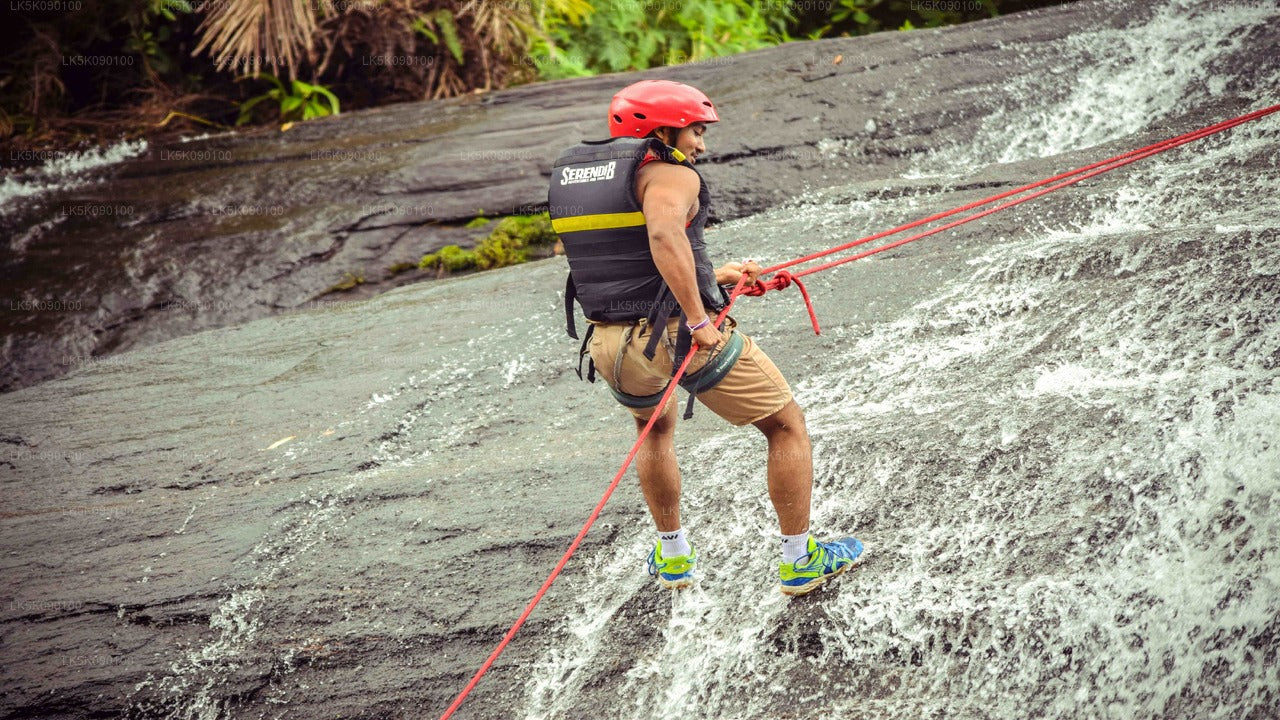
779, 551, 866, 597
658, 576, 694, 590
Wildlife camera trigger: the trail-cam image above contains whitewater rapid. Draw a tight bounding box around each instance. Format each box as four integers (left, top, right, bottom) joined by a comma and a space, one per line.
521, 1, 1280, 718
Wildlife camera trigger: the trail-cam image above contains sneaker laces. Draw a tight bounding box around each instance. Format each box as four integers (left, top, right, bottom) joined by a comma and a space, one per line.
787, 535, 820, 567
795, 543, 839, 573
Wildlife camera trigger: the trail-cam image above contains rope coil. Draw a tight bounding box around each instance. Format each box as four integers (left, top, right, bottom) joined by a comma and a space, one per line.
741, 270, 821, 335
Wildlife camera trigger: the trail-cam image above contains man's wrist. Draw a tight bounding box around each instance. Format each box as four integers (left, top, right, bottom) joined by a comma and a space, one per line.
687, 315, 711, 332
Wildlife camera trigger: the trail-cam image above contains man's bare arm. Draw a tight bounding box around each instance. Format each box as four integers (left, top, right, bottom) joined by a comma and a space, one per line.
641, 163, 723, 347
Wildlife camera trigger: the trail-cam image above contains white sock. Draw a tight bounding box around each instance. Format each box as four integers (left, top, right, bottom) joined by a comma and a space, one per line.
781, 530, 811, 564
658, 528, 691, 557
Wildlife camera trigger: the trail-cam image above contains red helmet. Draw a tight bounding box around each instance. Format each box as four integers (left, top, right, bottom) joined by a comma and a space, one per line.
608, 80, 719, 138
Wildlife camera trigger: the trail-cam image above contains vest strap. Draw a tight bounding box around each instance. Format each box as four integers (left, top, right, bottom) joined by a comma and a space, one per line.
671, 320, 692, 380
565, 274, 579, 339
575, 323, 595, 382
642, 286, 676, 360
671, 319, 693, 418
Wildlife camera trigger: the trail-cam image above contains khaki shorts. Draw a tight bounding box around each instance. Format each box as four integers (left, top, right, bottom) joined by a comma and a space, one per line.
587, 317, 793, 426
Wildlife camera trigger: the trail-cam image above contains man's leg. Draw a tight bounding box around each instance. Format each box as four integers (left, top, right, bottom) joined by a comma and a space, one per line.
752, 399, 813, 536
634, 399, 682, 532
635, 399, 696, 589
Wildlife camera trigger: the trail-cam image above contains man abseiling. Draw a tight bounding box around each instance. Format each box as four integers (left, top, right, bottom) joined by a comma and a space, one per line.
548, 79, 865, 596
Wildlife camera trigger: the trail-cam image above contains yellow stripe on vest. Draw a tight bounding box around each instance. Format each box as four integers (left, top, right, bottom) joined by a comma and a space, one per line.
551, 211, 647, 234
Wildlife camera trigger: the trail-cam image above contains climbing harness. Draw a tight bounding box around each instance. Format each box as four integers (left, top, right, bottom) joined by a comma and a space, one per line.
592, 320, 745, 416
437, 103, 1280, 720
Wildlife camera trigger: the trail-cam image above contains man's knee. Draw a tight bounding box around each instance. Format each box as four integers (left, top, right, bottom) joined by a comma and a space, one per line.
635, 403, 676, 435
754, 399, 808, 438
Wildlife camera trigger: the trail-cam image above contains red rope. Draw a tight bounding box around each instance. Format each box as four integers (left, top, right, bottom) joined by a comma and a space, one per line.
438, 103, 1278, 720
437, 277, 750, 720
740, 103, 1280, 329
761, 103, 1280, 277
740, 270, 821, 335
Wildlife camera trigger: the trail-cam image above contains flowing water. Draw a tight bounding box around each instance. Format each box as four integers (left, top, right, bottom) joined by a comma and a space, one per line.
7, 1, 1275, 718
911, 0, 1280, 174
520, 2, 1280, 718
0, 139, 149, 217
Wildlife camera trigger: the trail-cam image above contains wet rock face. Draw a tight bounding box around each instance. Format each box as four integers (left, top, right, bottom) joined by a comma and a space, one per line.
4, 1, 1280, 719
0, 2, 1133, 394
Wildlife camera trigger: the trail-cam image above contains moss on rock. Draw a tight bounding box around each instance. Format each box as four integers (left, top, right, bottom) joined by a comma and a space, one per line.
419, 213, 558, 276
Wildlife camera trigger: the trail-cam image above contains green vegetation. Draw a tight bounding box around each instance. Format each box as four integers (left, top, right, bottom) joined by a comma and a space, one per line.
533, 0, 792, 79
420, 213, 558, 276
793, 0, 1001, 37
3, 0, 1077, 153
237, 74, 340, 126
476, 213, 557, 267
126, 0, 192, 76
420, 245, 478, 273
412, 8, 466, 66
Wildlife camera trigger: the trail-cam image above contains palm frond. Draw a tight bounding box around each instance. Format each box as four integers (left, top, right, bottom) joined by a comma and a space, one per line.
195, 0, 334, 78
461, 0, 536, 60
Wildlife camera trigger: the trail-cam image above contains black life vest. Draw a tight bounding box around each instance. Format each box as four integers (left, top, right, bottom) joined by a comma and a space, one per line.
548, 136, 728, 360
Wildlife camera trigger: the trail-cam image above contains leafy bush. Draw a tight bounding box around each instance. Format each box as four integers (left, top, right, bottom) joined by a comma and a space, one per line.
532, 0, 793, 79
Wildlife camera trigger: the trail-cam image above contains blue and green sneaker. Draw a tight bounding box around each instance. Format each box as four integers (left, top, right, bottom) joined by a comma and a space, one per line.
647, 542, 697, 590
779, 536, 864, 596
